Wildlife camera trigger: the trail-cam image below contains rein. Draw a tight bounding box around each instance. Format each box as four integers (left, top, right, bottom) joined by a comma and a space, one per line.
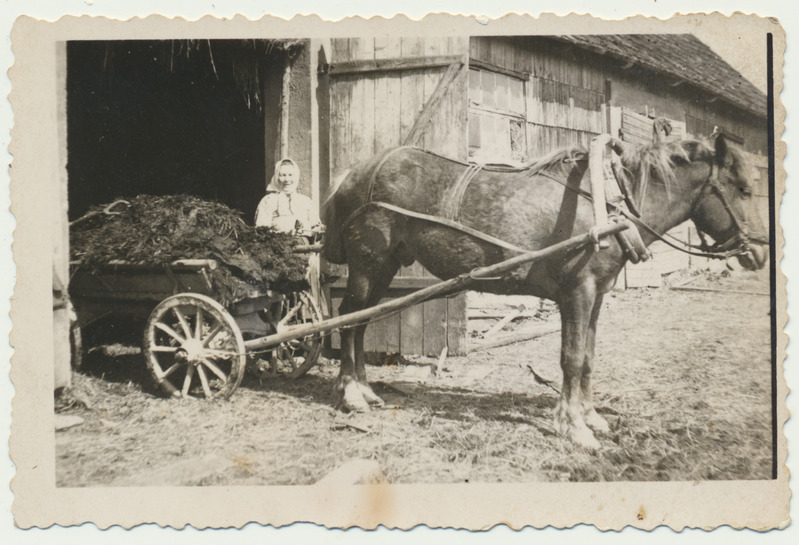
538, 159, 762, 261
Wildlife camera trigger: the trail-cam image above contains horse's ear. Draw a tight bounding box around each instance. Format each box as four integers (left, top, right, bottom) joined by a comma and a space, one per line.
610, 137, 627, 156
714, 133, 734, 168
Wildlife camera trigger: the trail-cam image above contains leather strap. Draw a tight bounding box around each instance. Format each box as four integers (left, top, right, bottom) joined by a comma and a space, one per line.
342, 201, 532, 254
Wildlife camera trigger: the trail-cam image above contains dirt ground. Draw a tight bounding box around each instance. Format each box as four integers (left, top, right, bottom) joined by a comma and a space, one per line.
55, 268, 773, 486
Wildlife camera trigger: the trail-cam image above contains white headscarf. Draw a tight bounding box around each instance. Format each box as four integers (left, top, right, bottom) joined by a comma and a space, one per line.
267, 158, 301, 194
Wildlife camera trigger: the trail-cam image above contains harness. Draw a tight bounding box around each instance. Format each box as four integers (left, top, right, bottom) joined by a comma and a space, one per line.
344, 150, 536, 254
338, 148, 762, 262
538, 157, 763, 261
629, 162, 767, 260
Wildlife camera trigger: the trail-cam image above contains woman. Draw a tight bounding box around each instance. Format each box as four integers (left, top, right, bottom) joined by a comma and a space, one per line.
255, 158, 320, 235
255, 158, 324, 309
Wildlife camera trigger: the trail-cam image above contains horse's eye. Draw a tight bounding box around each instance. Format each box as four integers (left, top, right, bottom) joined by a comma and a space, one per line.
739, 187, 753, 198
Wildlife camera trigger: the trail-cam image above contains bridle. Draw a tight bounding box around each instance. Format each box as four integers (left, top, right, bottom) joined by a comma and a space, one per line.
617, 160, 767, 260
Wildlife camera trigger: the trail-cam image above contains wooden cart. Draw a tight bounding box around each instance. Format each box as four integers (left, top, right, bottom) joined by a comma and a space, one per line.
70, 258, 323, 399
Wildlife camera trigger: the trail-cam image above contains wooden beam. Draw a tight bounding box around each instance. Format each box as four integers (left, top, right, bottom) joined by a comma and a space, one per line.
468, 58, 530, 81
403, 60, 466, 147
471, 323, 560, 352
670, 285, 769, 296
325, 55, 463, 76
480, 307, 524, 340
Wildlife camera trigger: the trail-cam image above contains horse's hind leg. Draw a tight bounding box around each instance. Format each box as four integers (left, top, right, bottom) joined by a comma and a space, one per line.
581, 294, 610, 433
554, 282, 601, 449
337, 252, 400, 412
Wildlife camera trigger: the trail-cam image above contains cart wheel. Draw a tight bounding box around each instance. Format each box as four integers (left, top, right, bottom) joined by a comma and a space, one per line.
143, 293, 246, 400
250, 291, 323, 379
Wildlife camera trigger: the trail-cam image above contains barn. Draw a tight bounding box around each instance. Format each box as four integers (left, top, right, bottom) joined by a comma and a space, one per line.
57, 34, 769, 386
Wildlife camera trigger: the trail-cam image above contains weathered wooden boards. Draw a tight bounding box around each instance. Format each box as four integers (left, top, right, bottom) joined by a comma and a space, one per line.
328, 37, 469, 356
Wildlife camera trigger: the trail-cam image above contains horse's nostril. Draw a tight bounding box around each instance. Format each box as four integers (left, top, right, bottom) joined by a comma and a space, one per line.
738, 244, 768, 270
753, 244, 768, 268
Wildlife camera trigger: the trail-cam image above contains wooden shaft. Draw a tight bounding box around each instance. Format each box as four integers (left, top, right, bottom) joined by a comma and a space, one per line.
243, 221, 629, 351
590, 135, 612, 249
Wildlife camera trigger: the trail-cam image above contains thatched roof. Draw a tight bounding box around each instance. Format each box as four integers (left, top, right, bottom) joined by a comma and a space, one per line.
99, 39, 306, 112
556, 34, 767, 118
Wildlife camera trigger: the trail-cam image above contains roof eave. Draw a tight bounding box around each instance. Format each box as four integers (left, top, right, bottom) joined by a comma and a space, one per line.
551, 35, 767, 120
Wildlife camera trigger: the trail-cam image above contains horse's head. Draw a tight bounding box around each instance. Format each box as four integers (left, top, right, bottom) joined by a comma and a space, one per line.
687, 134, 769, 271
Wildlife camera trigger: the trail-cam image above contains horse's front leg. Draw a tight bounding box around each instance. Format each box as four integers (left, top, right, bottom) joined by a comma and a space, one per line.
554, 283, 601, 449
581, 294, 610, 433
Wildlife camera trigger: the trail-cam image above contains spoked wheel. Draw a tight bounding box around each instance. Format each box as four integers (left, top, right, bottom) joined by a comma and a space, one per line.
248, 291, 323, 379
144, 293, 246, 399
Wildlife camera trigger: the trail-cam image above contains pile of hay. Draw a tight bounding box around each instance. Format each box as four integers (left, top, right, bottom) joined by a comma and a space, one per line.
70, 195, 309, 303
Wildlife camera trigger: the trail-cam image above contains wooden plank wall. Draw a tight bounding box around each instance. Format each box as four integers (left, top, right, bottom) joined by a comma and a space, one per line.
470, 37, 607, 160
328, 37, 469, 356
525, 42, 606, 158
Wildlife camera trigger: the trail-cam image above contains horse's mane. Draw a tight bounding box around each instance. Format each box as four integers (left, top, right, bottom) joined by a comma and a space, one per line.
519, 147, 588, 177
619, 137, 748, 199
522, 137, 747, 200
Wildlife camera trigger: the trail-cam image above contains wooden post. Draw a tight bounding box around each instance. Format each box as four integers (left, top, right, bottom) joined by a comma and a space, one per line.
589, 134, 612, 250
55, 40, 71, 389
278, 55, 292, 161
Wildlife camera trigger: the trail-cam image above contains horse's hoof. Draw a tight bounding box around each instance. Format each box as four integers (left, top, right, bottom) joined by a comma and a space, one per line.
358, 382, 385, 407
584, 409, 610, 433
570, 425, 601, 450
554, 404, 601, 450
338, 397, 370, 413
338, 379, 370, 413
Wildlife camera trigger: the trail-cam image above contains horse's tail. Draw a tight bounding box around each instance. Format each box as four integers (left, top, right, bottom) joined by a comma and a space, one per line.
321, 169, 352, 264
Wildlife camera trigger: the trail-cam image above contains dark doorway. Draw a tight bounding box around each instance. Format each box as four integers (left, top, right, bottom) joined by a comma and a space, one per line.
67, 40, 290, 221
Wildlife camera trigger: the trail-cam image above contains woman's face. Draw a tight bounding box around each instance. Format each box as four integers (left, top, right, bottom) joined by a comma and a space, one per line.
276, 164, 299, 193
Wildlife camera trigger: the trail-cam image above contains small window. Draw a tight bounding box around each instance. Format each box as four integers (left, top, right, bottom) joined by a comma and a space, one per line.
468, 69, 482, 105
468, 67, 527, 165
468, 111, 481, 149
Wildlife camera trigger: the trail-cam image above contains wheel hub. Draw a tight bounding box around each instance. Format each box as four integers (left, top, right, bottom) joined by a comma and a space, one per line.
180, 338, 205, 363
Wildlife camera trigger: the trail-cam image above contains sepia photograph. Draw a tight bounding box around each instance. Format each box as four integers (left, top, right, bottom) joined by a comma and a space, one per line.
58, 31, 774, 484
7, 11, 789, 531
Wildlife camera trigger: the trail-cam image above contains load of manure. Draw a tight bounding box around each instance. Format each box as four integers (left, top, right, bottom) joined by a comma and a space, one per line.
70, 195, 310, 304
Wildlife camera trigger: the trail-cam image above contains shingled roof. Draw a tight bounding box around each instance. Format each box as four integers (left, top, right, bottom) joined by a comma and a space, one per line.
556, 34, 767, 118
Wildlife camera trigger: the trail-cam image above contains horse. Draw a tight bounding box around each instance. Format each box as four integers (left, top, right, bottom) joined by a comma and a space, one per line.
322, 134, 769, 448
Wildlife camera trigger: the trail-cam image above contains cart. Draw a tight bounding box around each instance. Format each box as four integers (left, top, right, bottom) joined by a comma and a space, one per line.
70, 258, 323, 399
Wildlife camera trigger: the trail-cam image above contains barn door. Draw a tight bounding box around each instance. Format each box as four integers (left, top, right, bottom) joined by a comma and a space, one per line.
325, 37, 469, 356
